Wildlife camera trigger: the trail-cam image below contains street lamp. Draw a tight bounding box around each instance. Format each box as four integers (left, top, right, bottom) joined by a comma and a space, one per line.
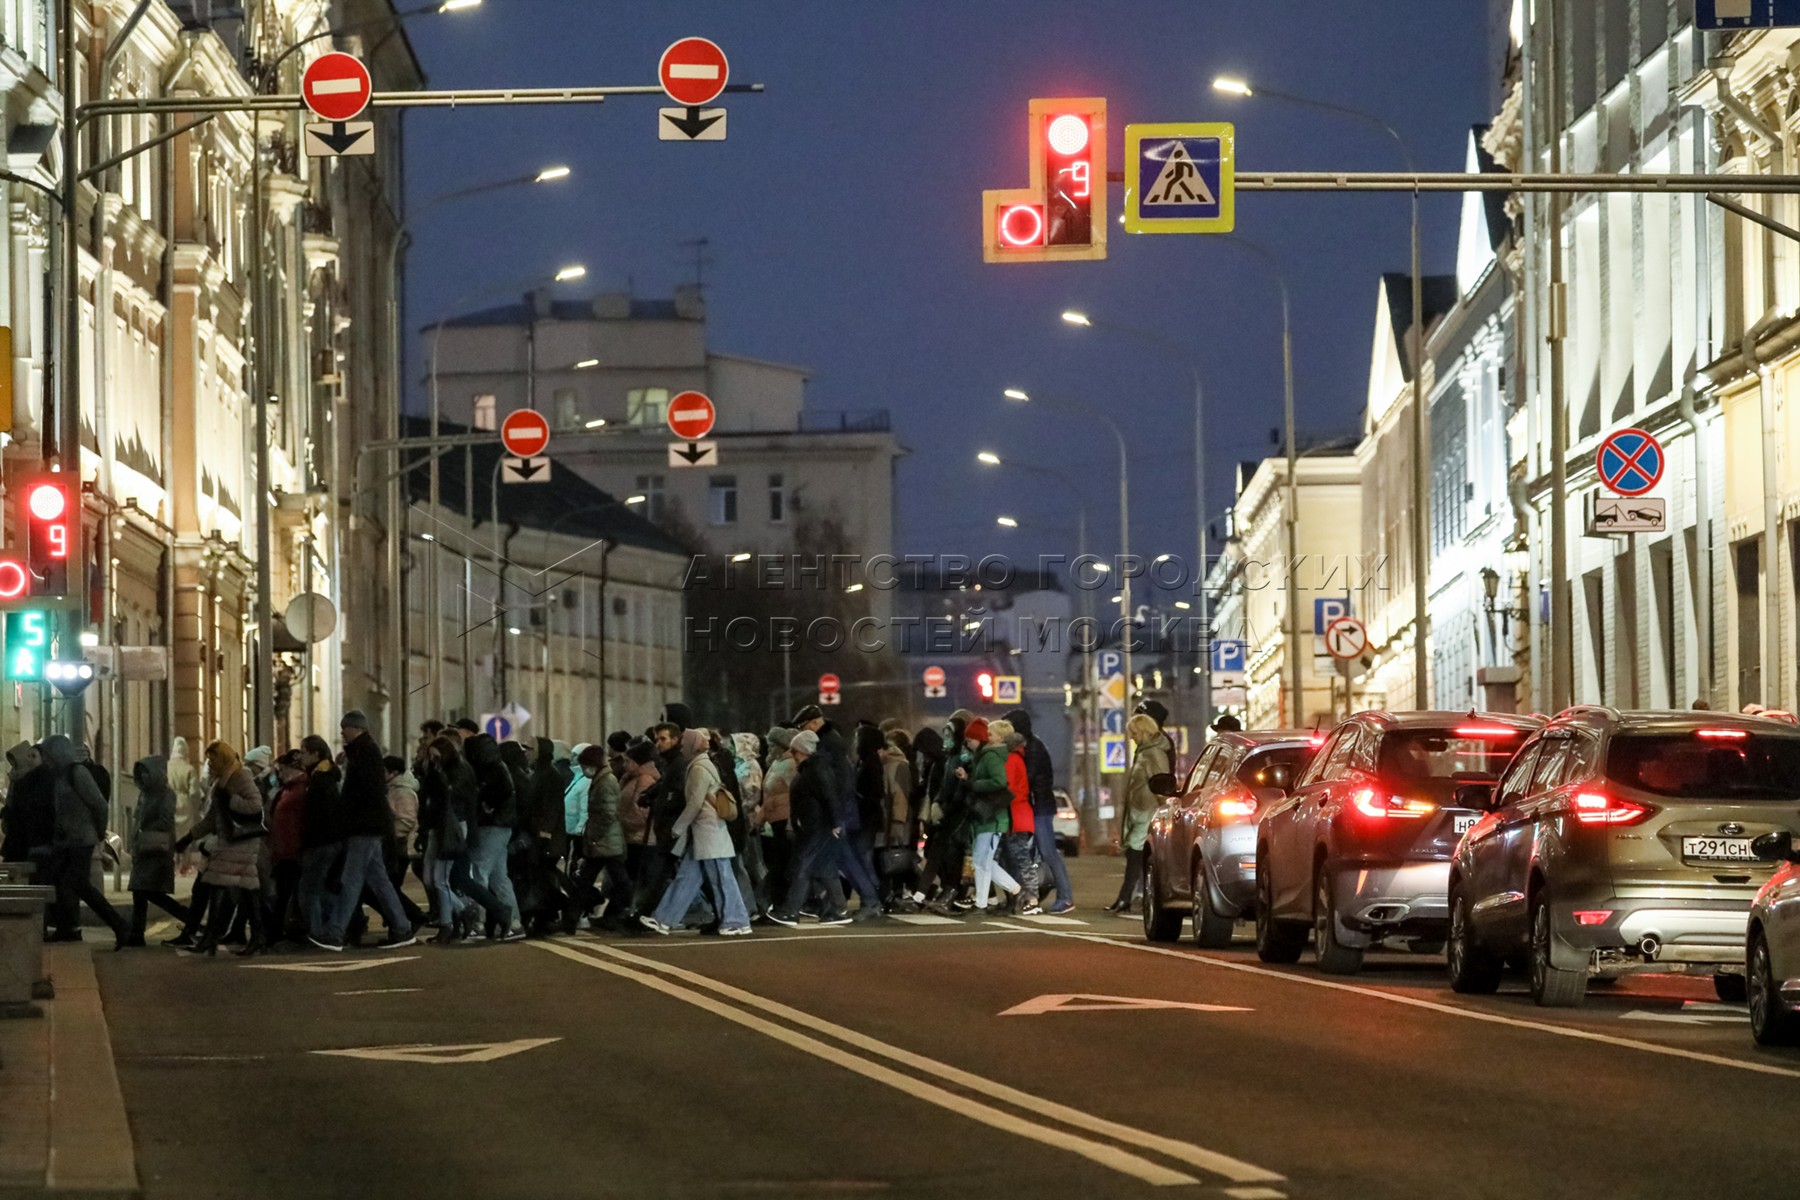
1003, 387, 1134, 712
1061, 307, 1211, 730
1214, 75, 1429, 713
996, 516, 1020, 528
1479, 566, 1528, 636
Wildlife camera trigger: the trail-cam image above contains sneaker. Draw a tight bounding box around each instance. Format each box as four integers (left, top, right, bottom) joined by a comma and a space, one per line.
1047, 901, 1076, 914
500, 928, 529, 943
797, 910, 822, 923
1020, 904, 1045, 917
307, 935, 345, 953
638, 915, 672, 936
377, 929, 418, 950
719, 925, 753, 937
765, 910, 799, 927
949, 897, 975, 912
851, 907, 888, 922
816, 911, 853, 927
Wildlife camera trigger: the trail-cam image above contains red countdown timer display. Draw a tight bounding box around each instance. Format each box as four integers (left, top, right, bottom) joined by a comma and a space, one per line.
23, 475, 73, 600
982, 97, 1108, 264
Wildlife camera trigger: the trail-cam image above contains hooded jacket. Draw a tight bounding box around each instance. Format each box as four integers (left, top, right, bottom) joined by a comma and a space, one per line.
564, 743, 593, 837
670, 731, 734, 860
44, 735, 107, 849
1004, 708, 1058, 817
386, 768, 420, 843
341, 732, 393, 839
579, 758, 624, 860
527, 738, 572, 857
1, 741, 52, 860
618, 749, 659, 846
128, 755, 178, 893
466, 735, 518, 829
195, 745, 265, 890
966, 737, 1012, 836
1004, 735, 1034, 835
814, 720, 854, 823
648, 738, 689, 850
166, 736, 198, 824
302, 758, 347, 849
500, 741, 534, 827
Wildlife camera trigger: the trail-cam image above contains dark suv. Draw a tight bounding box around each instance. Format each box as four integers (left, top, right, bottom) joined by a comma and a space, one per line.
1447, 707, 1800, 1007
1256, 711, 1543, 974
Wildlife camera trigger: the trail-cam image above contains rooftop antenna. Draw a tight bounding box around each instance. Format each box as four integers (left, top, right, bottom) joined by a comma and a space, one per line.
678, 237, 713, 291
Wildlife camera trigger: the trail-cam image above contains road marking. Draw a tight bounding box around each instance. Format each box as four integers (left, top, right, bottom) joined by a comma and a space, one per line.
333, 987, 422, 997
311, 1037, 560, 1064
1000, 993, 1252, 1016
1224, 1189, 1287, 1200
892, 913, 960, 926
537, 938, 1284, 1185
994, 924, 1800, 1081
242, 956, 418, 974
608, 928, 1019, 947
1016, 914, 1089, 926
1620, 1008, 1748, 1026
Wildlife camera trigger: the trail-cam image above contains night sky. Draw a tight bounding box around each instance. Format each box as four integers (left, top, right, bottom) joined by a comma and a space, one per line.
400, 1, 1495, 574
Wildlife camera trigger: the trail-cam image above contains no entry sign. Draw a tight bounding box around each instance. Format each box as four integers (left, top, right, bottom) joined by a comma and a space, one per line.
1597, 427, 1664, 497
302, 52, 372, 122
818, 673, 841, 694
923, 666, 946, 688
659, 37, 729, 107
666, 391, 717, 441
500, 409, 551, 458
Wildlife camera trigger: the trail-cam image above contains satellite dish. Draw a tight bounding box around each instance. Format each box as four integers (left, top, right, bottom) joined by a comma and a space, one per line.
283, 592, 338, 644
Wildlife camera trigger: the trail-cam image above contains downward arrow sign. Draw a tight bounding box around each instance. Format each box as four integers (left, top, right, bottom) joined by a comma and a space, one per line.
667, 106, 724, 139
674, 441, 709, 464
511, 459, 544, 481
316, 120, 369, 155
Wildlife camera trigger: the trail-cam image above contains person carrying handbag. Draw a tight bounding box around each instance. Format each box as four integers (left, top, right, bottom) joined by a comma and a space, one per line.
640, 730, 752, 937
187, 742, 269, 957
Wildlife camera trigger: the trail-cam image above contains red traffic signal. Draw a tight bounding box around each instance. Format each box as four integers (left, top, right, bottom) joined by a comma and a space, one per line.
983, 97, 1108, 263
976, 671, 995, 702
19, 474, 74, 601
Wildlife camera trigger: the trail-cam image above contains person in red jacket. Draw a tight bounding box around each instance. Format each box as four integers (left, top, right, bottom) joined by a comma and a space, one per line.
1003, 729, 1042, 916
267, 751, 309, 944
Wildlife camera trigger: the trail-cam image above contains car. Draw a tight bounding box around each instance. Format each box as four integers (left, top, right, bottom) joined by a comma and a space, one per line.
1143, 729, 1321, 946
1256, 710, 1544, 974
1052, 787, 1080, 857
1748, 830, 1800, 1046
1447, 708, 1800, 1008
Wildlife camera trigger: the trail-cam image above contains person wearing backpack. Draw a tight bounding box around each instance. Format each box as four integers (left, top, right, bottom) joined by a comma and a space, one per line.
640, 729, 751, 937
961, 718, 1022, 912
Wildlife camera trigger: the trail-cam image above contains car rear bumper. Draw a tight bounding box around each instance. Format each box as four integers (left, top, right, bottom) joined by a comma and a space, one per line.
1555, 898, 1754, 969
1206, 827, 1260, 915
1329, 861, 1451, 944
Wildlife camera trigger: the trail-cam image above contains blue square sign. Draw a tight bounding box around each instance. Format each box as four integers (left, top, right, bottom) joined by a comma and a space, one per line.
1211, 639, 1247, 674
1698, 0, 1800, 28
1124, 123, 1234, 234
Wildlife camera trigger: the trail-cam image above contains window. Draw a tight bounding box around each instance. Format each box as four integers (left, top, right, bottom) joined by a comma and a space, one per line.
708, 475, 738, 525
1495, 741, 1542, 807
626, 388, 670, 427
553, 388, 581, 431
473, 393, 496, 431
1236, 746, 1311, 794
635, 474, 665, 523
1296, 731, 1342, 788
768, 473, 786, 523
1606, 731, 1800, 801
1181, 746, 1218, 795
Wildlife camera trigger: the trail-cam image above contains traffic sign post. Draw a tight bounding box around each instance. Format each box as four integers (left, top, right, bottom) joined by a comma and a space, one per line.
502, 456, 551, 485
667, 391, 718, 468
500, 410, 552, 459
923, 665, 946, 699
1124, 123, 1235, 234
305, 121, 374, 157
1597, 427, 1664, 497
995, 675, 1022, 705
668, 441, 718, 468
658, 37, 731, 141
301, 53, 374, 157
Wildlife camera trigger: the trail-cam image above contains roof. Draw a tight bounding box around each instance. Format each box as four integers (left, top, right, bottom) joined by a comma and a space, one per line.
1218, 729, 1320, 748
1469, 125, 1510, 253
431, 298, 690, 331
1352, 710, 1545, 732
1551, 708, 1800, 735
398, 415, 688, 556
1381, 273, 1461, 383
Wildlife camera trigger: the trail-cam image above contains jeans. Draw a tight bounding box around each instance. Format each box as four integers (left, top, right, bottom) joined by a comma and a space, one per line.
1033, 811, 1074, 904
776, 830, 847, 917
468, 825, 520, 932
425, 829, 466, 926
323, 835, 411, 941
1002, 831, 1040, 905
836, 835, 883, 911
970, 831, 1018, 908
299, 843, 343, 938
653, 855, 750, 931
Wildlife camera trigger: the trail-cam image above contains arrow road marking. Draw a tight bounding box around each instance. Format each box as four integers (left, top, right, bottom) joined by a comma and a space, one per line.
1620, 1005, 1749, 1026
242, 956, 419, 974
1001, 993, 1253, 1016
312, 1037, 561, 1064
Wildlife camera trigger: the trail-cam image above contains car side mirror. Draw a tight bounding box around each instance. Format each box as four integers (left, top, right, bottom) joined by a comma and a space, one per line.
1148, 773, 1179, 798
1751, 831, 1800, 864
1453, 782, 1499, 811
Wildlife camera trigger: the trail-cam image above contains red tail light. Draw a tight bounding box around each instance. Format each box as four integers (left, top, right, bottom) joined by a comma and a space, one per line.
1570, 790, 1652, 826
1455, 724, 1519, 738
1573, 910, 1613, 926
1213, 795, 1258, 820
1695, 728, 1749, 740
1352, 787, 1434, 819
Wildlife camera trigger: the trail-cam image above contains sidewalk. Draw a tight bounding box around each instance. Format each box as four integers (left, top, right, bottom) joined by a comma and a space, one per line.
0, 944, 141, 1200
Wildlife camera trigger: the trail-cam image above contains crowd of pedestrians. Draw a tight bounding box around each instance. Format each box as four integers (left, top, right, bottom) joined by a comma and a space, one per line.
0, 694, 1155, 951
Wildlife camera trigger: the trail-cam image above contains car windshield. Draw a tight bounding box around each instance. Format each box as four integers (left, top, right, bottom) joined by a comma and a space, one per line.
1237, 746, 1312, 792
1605, 732, 1800, 800
1378, 729, 1522, 784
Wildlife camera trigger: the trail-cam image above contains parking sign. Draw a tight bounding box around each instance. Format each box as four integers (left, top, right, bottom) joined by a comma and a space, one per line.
1210, 639, 1247, 674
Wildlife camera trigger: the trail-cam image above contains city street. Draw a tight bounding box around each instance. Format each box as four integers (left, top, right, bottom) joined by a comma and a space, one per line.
92, 858, 1800, 1200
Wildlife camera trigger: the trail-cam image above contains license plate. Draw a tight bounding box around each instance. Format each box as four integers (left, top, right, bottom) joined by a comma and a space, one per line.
1680, 836, 1758, 862
1453, 814, 1479, 835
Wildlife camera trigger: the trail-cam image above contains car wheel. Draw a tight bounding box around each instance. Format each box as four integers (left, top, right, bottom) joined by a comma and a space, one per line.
1749, 931, 1800, 1047
1713, 973, 1748, 1004
1141, 860, 1182, 943
1254, 849, 1306, 963
1313, 866, 1364, 975
1446, 891, 1502, 994
1192, 860, 1235, 949
1528, 897, 1586, 1008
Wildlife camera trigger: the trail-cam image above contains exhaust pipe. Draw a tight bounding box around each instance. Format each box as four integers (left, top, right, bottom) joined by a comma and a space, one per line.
1640, 935, 1661, 961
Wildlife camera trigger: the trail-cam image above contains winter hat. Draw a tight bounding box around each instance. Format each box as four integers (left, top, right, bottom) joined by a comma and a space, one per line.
606, 730, 633, 753
1134, 699, 1169, 726
243, 745, 273, 769
790, 730, 820, 756
577, 744, 609, 772
766, 726, 795, 751
1002, 708, 1033, 737
454, 718, 481, 734
948, 708, 975, 724
661, 702, 694, 730
340, 709, 370, 732
625, 739, 658, 766
791, 703, 823, 725
964, 718, 990, 745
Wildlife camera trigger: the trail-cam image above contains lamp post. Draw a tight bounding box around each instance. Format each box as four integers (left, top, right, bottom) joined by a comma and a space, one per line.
1060, 309, 1211, 732
1214, 77, 1429, 714
1003, 388, 1134, 713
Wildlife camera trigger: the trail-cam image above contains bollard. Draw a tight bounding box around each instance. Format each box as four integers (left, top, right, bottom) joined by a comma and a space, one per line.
0, 885, 57, 1017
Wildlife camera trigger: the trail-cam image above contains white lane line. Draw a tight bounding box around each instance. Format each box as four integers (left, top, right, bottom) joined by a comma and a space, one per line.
547, 938, 1284, 1185
1225, 1188, 1287, 1200
994, 923, 1800, 1081
1016, 914, 1089, 926
528, 939, 1199, 1187
892, 913, 960, 926
593, 928, 1019, 947
333, 987, 422, 997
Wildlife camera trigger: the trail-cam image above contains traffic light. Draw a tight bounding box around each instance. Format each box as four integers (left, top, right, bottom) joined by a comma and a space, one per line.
44, 659, 97, 696
3, 610, 48, 682
983, 97, 1108, 264
22, 474, 74, 600
976, 671, 995, 703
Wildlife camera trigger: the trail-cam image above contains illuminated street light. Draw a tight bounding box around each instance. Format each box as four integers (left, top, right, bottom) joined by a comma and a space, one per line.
1060, 310, 1091, 326
534, 163, 571, 183
846, 582, 864, 594
1212, 76, 1253, 97
1003, 388, 1030, 402
554, 264, 587, 282
977, 450, 1002, 466
731, 552, 751, 563
573, 358, 600, 369
625, 494, 646, 505
996, 516, 1019, 528
439, 0, 482, 10
584, 418, 607, 428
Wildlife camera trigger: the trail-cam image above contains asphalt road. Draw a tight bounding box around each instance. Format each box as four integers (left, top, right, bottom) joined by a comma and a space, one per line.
94, 863, 1800, 1200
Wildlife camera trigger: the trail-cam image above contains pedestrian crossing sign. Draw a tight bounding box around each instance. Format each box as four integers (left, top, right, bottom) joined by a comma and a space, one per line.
995, 675, 1022, 704
1124, 123, 1234, 234
1100, 733, 1127, 774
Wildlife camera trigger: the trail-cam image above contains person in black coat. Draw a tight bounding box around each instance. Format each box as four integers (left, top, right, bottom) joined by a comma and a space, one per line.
766, 731, 849, 925
519, 738, 572, 935
312, 712, 413, 951
1005, 707, 1073, 910
123, 755, 187, 946
2, 741, 53, 868
911, 713, 975, 912
634, 722, 690, 919
463, 735, 523, 940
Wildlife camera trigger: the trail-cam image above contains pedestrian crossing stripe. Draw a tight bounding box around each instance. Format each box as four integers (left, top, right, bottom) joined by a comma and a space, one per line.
892, 913, 960, 926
